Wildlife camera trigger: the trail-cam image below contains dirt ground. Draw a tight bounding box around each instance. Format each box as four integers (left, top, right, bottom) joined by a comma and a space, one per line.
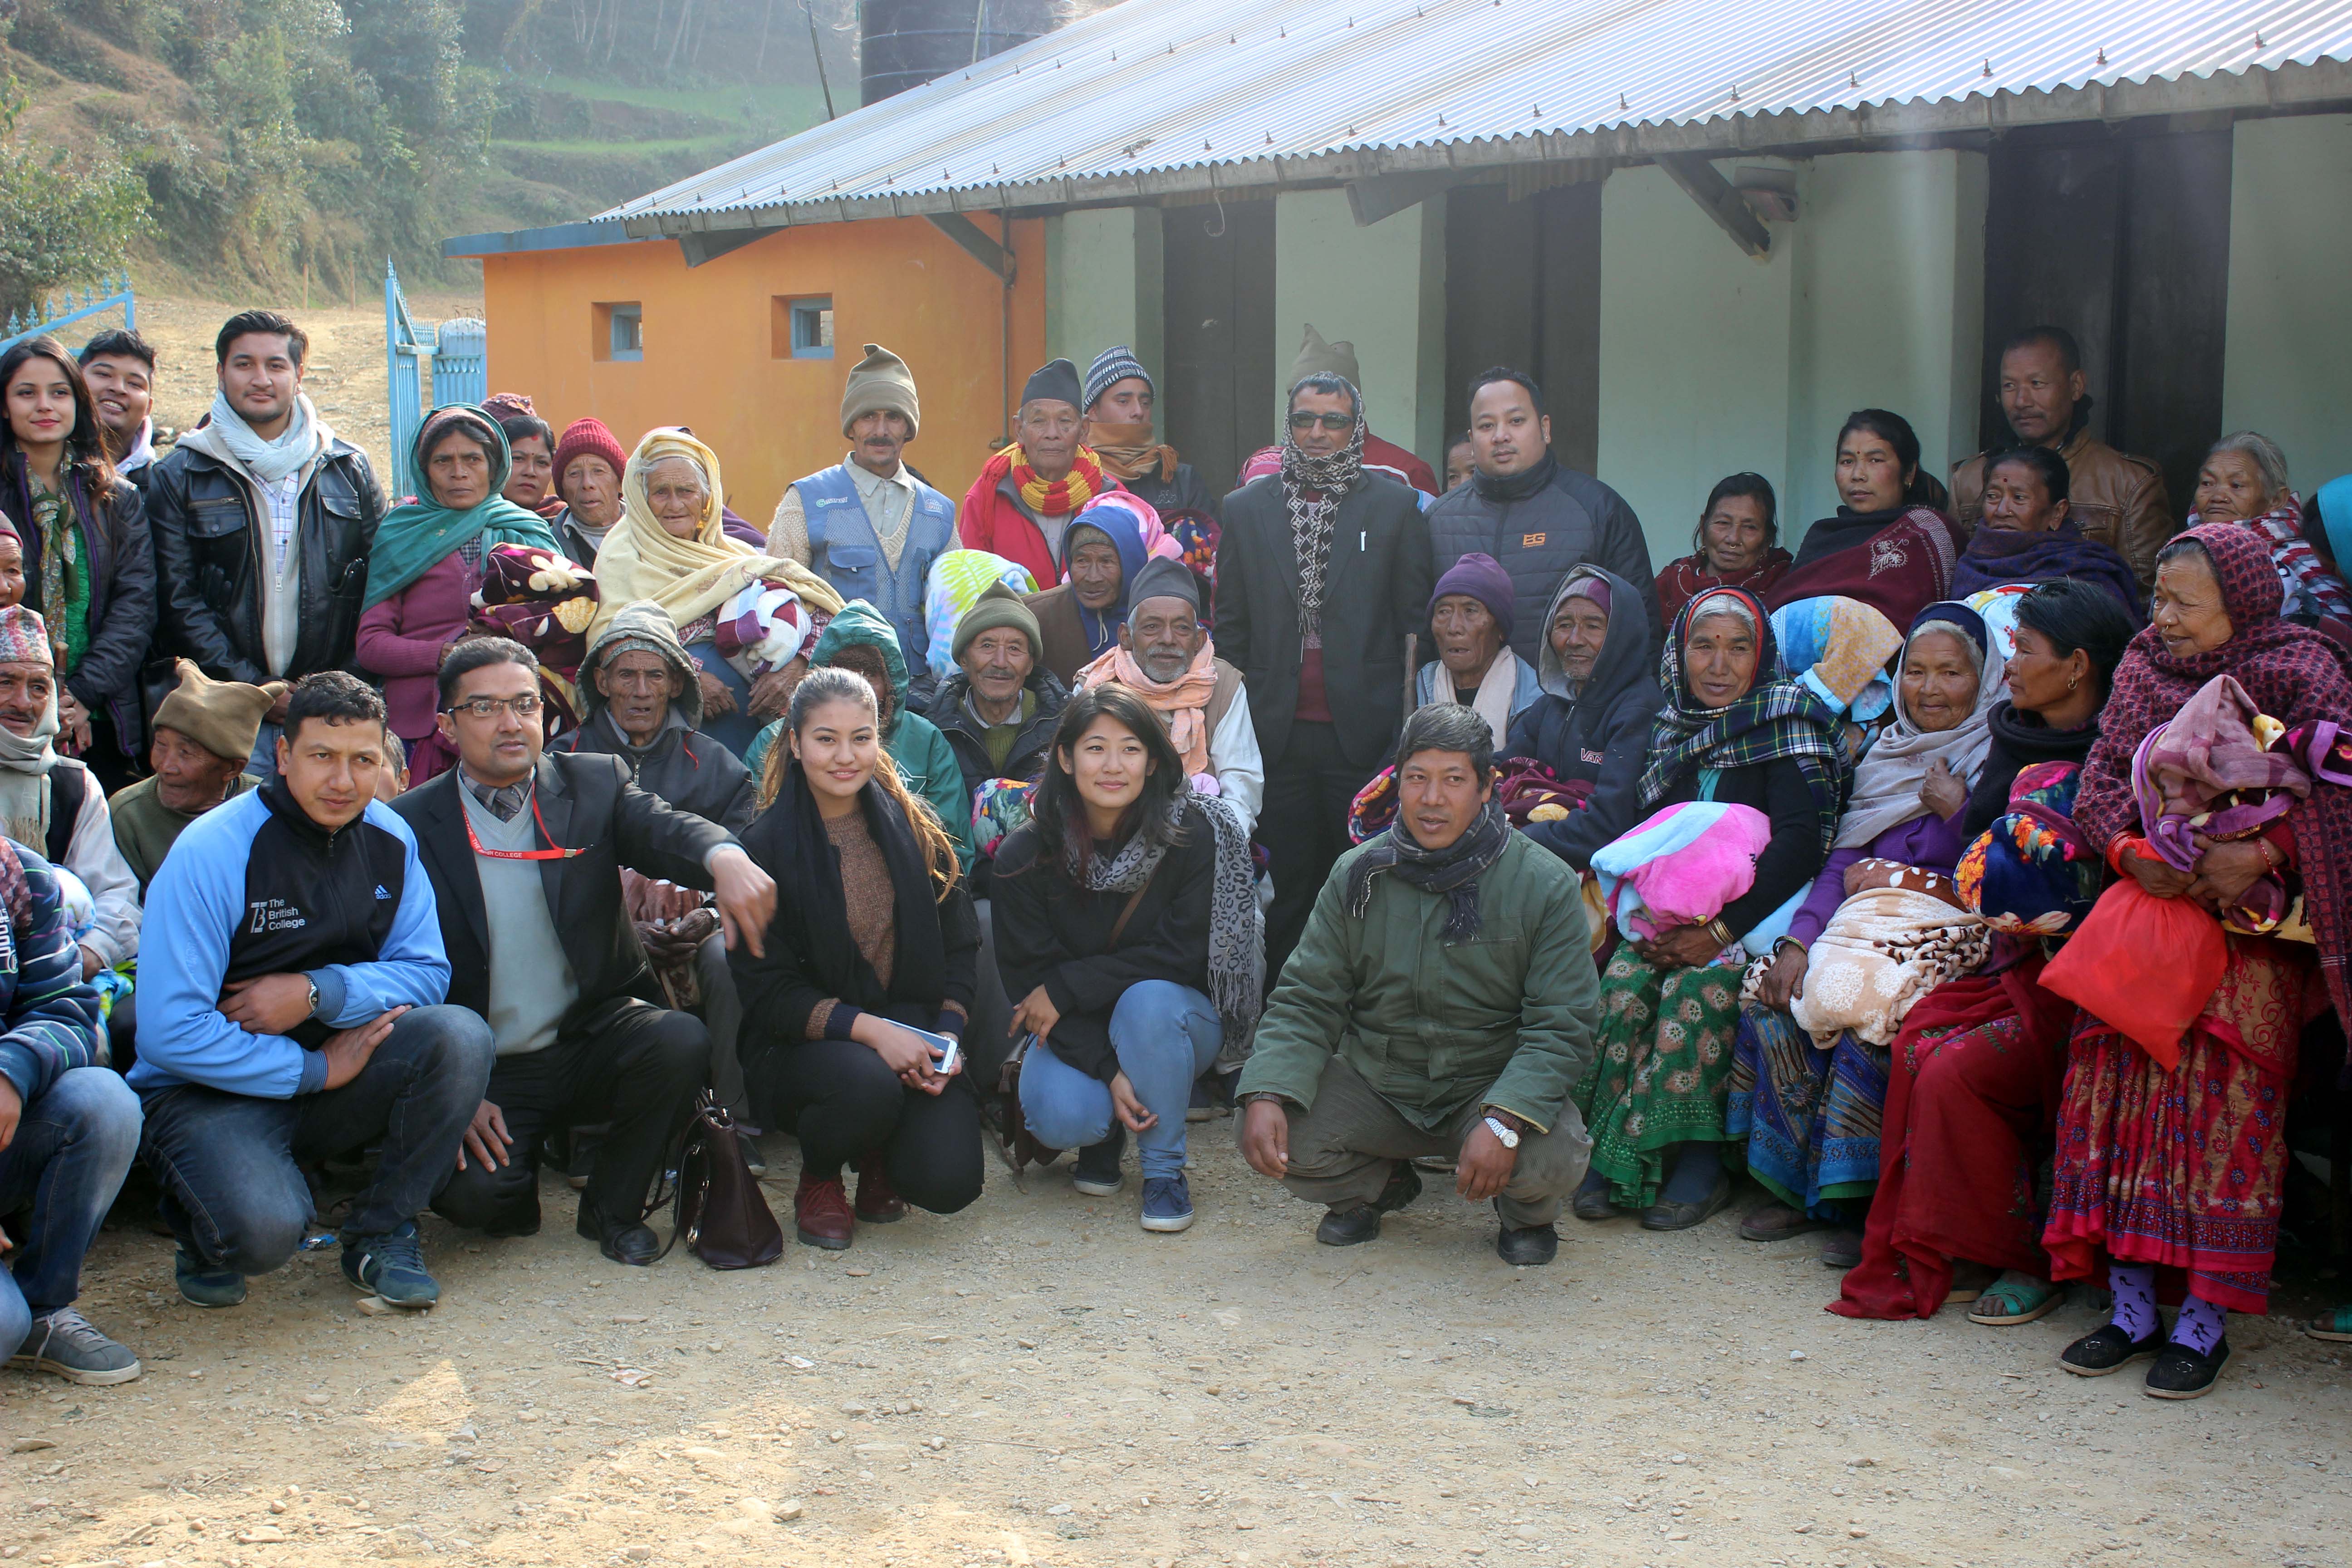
7, 287, 2352, 1564
119, 289, 487, 486
6, 1134, 2352, 1568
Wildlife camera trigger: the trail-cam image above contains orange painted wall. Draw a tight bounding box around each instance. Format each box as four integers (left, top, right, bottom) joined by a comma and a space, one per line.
478, 216, 1047, 529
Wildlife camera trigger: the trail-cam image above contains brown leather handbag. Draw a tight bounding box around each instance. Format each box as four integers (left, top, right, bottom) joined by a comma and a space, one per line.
655, 1092, 784, 1269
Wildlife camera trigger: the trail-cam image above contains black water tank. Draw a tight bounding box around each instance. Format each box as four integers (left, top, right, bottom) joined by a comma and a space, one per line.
861, 0, 1059, 105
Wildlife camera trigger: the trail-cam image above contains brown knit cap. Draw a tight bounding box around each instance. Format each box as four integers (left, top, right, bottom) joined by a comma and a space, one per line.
153, 659, 287, 764
841, 343, 920, 439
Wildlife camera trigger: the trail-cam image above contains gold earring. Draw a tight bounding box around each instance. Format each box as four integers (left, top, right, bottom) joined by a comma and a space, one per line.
2067, 676, 2078, 691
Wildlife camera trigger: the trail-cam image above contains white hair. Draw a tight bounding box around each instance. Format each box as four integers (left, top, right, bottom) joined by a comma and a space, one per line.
1686, 590, 1758, 635
2209, 430, 2290, 496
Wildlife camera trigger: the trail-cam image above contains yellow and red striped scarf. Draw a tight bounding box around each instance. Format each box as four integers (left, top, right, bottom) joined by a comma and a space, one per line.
1001, 442, 1107, 516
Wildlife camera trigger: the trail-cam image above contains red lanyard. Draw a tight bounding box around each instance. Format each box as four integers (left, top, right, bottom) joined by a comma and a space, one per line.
463, 786, 587, 861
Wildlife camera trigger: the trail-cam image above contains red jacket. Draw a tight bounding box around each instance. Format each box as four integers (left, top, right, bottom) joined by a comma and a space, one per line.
1235, 431, 1438, 499
957, 467, 1123, 589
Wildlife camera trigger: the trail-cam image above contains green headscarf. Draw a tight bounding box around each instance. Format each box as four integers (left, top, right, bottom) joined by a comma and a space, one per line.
364, 405, 558, 609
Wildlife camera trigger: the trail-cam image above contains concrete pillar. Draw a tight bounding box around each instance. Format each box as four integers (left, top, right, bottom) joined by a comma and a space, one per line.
2224, 115, 2352, 495
1597, 149, 1987, 564
1272, 188, 1447, 462
1044, 206, 1164, 392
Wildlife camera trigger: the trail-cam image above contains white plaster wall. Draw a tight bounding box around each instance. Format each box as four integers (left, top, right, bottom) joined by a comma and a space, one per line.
1598, 150, 1987, 565
1273, 188, 1445, 457
1044, 207, 1164, 387
2224, 115, 2352, 494
1597, 161, 1799, 569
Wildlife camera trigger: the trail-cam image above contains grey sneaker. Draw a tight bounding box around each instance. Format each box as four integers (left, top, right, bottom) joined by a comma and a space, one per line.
6, 1307, 142, 1385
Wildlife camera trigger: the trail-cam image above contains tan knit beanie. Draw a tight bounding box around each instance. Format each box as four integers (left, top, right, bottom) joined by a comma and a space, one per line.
153, 659, 286, 765
841, 343, 920, 439
1289, 323, 1361, 390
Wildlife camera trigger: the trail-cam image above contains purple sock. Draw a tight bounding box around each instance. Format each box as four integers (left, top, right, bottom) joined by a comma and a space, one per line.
2108, 1263, 2157, 1340
2172, 1294, 2229, 1354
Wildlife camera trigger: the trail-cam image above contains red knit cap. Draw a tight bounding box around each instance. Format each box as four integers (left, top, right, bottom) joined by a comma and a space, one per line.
552, 416, 627, 481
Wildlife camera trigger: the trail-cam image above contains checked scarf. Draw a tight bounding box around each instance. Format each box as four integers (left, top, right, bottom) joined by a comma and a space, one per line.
1007, 442, 1108, 517
1638, 587, 1851, 859
1347, 797, 1510, 941
1278, 404, 1366, 641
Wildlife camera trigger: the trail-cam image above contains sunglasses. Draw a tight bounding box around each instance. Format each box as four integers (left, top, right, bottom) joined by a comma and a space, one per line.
1288, 411, 1356, 432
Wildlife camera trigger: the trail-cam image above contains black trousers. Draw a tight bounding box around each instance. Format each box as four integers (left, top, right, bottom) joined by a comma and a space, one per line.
746, 1040, 984, 1215
433, 1000, 709, 1235
1259, 720, 1375, 989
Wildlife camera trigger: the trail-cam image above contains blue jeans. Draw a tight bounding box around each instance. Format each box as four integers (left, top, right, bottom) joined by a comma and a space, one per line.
0, 1068, 142, 1357
139, 1005, 495, 1272
1019, 981, 1220, 1180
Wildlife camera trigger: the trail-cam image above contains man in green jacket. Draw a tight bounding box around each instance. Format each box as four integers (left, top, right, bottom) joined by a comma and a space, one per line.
1237, 705, 1597, 1264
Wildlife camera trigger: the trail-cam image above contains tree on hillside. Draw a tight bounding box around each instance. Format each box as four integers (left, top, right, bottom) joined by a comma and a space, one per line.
0, 75, 149, 320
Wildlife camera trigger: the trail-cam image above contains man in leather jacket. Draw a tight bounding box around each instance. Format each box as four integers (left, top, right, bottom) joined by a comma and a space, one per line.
146, 311, 385, 777
1950, 325, 2173, 593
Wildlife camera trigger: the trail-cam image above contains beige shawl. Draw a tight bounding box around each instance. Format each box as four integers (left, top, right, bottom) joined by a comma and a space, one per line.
588, 428, 843, 639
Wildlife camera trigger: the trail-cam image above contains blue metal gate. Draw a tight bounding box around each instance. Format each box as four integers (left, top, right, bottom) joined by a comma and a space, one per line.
0, 274, 137, 354
384, 261, 492, 500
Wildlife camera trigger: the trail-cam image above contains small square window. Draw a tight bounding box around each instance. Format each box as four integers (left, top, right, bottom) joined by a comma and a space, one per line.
774, 295, 833, 359
596, 302, 643, 363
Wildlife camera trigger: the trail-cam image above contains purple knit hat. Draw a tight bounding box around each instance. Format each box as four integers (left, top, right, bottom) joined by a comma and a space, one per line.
1430, 551, 1516, 642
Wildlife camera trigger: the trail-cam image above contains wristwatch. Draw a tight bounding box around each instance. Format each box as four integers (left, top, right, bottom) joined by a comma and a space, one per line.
304, 978, 321, 1019
1481, 1115, 1520, 1151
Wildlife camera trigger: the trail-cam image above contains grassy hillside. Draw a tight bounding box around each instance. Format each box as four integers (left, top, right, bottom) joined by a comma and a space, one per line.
0, 0, 839, 308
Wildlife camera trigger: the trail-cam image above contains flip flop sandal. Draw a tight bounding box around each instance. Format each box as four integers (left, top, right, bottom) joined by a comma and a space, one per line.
2306, 1305, 2352, 1343
1968, 1276, 2063, 1326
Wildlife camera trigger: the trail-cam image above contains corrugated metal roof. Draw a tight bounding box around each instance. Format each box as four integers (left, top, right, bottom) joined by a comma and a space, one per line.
608, 0, 2352, 232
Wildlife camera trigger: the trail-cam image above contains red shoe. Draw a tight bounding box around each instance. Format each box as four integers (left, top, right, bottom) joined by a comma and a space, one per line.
854, 1150, 906, 1224
794, 1172, 855, 1250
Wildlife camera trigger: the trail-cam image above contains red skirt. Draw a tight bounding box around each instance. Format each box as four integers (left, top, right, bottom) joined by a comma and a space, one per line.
1831, 955, 2076, 1320
2041, 936, 2309, 1314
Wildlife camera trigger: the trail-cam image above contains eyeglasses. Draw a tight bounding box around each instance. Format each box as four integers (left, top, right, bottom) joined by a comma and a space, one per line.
1288, 411, 1355, 432
444, 694, 543, 721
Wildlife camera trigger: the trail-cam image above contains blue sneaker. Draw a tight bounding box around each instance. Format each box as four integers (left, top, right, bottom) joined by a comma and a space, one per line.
340, 1221, 440, 1308
1140, 1174, 1195, 1233
174, 1247, 246, 1309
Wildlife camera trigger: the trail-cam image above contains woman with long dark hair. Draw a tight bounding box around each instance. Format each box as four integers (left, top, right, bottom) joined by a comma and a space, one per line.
992, 684, 1262, 1234
732, 666, 984, 1250
0, 335, 154, 791
1654, 473, 1794, 625
1764, 409, 1965, 631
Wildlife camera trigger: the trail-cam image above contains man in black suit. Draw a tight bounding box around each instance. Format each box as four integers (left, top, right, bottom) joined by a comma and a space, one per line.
1216, 373, 1434, 982
394, 638, 777, 1264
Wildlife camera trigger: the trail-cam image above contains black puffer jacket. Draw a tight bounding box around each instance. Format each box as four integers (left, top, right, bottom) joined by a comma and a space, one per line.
1426, 452, 1661, 667
146, 431, 385, 684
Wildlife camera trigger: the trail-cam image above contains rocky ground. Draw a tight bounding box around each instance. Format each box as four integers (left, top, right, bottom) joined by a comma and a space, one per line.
6, 1132, 2352, 1568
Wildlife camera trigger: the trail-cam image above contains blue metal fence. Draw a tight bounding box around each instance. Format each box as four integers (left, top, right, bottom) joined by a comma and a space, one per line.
0, 274, 136, 354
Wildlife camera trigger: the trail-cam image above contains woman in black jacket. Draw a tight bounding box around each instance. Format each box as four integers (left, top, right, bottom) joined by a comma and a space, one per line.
0, 335, 155, 792
1503, 564, 1665, 872
992, 685, 1261, 1235
732, 666, 983, 1251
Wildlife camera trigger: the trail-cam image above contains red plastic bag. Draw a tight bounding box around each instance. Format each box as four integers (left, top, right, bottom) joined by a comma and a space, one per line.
2039, 878, 2227, 1071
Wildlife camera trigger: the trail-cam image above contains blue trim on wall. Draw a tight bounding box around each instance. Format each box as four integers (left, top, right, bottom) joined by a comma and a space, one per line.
441, 220, 650, 260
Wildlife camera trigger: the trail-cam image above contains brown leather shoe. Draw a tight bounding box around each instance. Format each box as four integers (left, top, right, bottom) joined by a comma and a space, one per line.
854, 1151, 906, 1224
794, 1173, 855, 1250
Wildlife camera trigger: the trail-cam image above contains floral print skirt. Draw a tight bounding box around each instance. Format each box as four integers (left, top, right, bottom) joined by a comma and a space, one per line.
1574, 949, 1745, 1209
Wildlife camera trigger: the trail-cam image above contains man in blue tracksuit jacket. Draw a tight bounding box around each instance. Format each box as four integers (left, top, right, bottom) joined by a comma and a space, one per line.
132, 673, 494, 1310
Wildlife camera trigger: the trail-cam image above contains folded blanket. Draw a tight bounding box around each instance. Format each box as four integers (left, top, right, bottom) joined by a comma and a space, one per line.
1955, 760, 2099, 937
1591, 801, 1802, 957
1788, 883, 1989, 1046
2133, 673, 2308, 935
1770, 595, 1901, 722
715, 581, 818, 681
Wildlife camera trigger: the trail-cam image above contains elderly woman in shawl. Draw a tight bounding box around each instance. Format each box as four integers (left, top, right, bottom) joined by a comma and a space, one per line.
1022, 489, 1182, 685
2040, 522, 2352, 1399
1654, 473, 1794, 626
2189, 430, 2352, 624
1729, 603, 2007, 1266
1502, 565, 1663, 872
588, 427, 836, 755
1416, 552, 1541, 748
1829, 579, 2138, 1328
357, 405, 558, 784
1570, 588, 1848, 1230
1765, 409, 1965, 632
1951, 446, 2142, 615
